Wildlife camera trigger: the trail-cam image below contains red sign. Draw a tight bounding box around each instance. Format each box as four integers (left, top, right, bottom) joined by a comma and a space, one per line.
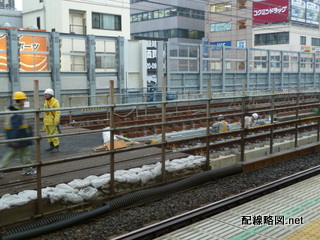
253, 0, 289, 25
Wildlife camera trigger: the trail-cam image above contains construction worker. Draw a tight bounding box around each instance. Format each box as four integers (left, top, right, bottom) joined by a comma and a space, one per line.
210, 115, 230, 134
245, 113, 259, 129
43, 88, 60, 153
0, 91, 36, 177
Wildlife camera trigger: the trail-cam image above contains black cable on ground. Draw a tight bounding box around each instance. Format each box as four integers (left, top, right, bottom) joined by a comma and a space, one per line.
2, 164, 242, 240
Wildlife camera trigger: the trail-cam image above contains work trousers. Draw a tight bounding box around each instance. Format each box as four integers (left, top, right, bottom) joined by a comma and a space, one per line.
0, 147, 32, 171
44, 125, 60, 147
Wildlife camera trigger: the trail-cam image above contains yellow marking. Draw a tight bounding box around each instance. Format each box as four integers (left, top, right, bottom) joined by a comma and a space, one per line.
81, 107, 103, 111
283, 218, 320, 240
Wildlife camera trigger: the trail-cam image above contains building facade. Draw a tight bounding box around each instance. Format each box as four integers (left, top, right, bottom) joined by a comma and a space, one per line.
130, 0, 205, 44
205, 0, 252, 49
206, 0, 320, 52
21, 0, 130, 39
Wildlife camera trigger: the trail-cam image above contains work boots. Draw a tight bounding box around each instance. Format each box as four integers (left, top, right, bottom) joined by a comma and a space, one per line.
51, 145, 59, 153
46, 143, 54, 151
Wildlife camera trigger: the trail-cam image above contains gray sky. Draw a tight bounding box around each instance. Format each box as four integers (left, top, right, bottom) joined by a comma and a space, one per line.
16, 0, 22, 10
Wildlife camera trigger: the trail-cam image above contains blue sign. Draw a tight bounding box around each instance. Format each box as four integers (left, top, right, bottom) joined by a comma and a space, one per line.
210, 41, 231, 50
210, 41, 232, 47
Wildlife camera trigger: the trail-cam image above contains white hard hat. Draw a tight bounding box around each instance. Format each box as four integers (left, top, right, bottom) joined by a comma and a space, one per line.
218, 115, 224, 120
44, 88, 54, 95
252, 113, 258, 119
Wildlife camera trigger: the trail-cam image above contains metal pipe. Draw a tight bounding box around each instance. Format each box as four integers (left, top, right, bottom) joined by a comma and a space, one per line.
161, 76, 167, 181
34, 80, 43, 215
110, 80, 115, 195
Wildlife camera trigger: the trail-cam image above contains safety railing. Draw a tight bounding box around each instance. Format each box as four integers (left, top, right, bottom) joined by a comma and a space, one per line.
0, 80, 320, 225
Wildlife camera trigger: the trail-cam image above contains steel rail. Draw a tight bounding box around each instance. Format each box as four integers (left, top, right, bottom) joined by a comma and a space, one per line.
113, 165, 320, 240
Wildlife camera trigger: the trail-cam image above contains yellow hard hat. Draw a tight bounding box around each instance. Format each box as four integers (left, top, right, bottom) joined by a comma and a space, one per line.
12, 91, 27, 100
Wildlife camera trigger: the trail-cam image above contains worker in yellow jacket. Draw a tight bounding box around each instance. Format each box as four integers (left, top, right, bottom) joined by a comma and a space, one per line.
43, 88, 60, 153
210, 115, 230, 133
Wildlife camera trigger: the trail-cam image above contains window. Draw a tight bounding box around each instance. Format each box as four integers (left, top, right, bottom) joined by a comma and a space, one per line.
312, 38, 320, 46
237, 20, 246, 29
37, 17, 41, 30
92, 13, 121, 31
237, 40, 246, 48
40, 0, 43, 2
131, 29, 204, 40
300, 36, 306, 45
130, 7, 205, 22
60, 38, 86, 71
255, 32, 289, 46
254, 56, 267, 68
237, 0, 247, 9
270, 56, 281, 68
210, 3, 232, 12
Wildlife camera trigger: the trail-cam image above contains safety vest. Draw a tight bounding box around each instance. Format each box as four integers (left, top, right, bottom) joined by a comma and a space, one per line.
219, 120, 228, 132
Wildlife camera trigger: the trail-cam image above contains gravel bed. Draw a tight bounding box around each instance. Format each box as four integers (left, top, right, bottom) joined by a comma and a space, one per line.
17, 152, 320, 239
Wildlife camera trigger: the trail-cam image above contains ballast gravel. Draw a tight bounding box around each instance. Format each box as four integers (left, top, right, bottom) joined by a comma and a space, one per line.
24, 152, 320, 239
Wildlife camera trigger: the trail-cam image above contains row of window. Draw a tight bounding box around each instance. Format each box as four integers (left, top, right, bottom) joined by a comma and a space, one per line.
132, 29, 204, 40
210, 0, 247, 12
254, 32, 289, 46
210, 20, 247, 32
300, 36, 320, 47
130, 7, 204, 23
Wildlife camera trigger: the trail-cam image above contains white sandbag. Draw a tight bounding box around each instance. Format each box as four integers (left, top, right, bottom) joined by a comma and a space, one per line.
128, 168, 143, 174
68, 179, 91, 189
1, 194, 29, 207
115, 170, 128, 183
78, 187, 98, 201
84, 175, 99, 182
91, 175, 110, 188
62, 193, 84, 204
150, 162, 162, 177
56, 183, 78, 193
18, 190, 37, 200
102, 127, 118, 143
42, 187, 55, 198
166, 162, 185, 172
124, 172, 140, 184
138, 170, 154, 185
46, 190, 66, 204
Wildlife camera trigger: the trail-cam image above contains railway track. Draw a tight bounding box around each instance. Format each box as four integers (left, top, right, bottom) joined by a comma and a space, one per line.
1, 92, 320, 237
60, 94, 319, 139
113, 165, 320, 240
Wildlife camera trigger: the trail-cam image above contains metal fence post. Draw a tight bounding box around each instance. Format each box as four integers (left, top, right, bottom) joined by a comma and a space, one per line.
205, 80, 211, 170
161, 77, 167, 182
109, 80, 115, 195
34, 80, 43, 214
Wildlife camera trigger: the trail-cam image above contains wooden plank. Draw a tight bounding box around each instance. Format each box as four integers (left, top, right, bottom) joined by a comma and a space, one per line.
105, 140, 127, 150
